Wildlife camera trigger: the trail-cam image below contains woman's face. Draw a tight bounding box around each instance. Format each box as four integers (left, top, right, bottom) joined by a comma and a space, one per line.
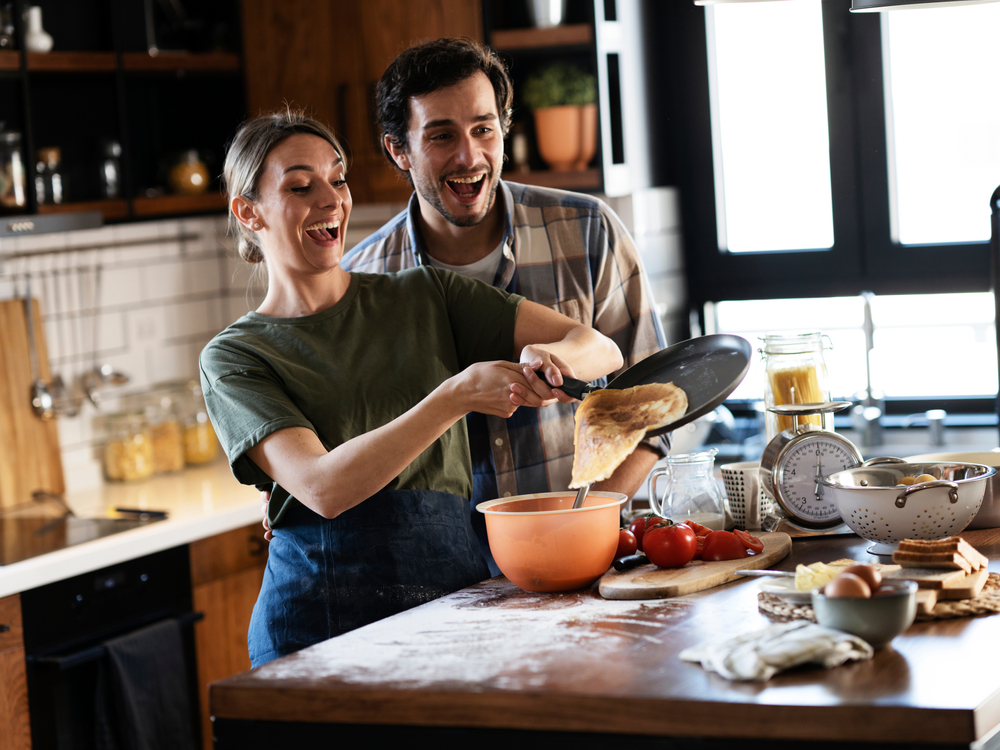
250, 133, 352, 278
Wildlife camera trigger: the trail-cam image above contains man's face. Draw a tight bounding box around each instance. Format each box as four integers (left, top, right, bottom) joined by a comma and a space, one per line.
390, 72, 504, 228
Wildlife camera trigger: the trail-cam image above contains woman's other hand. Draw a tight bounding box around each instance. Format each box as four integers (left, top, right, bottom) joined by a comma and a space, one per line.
449, 360, 536, 417
261, 489, 273, 542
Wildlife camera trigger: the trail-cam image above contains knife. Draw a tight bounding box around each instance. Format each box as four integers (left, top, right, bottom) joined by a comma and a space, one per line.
734, 569, 794, 578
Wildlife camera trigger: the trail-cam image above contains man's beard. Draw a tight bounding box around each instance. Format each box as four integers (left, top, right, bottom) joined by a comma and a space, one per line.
413, 163, 503, 228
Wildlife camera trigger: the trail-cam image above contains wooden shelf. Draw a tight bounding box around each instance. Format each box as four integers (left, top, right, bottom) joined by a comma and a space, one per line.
26, 51, 116, 72
37, 199, 129, 221
490, 24, 592, 51
132, 192, 227, 217
506, 168, 600, 191
121, 52, 241, 72
0, 50, 19, 72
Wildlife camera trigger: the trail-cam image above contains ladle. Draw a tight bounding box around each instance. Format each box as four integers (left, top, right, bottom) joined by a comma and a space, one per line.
572, 483, 590, 509
45, 268, 79, 417
24, 275, 55, 420
79, 264, 128, 406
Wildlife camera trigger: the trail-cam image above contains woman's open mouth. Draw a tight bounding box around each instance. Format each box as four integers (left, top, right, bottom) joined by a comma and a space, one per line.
305, 219, 341, 243
445, 175, 486, 202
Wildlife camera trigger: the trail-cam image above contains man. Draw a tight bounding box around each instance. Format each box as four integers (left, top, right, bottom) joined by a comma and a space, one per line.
340, 38, 668, 572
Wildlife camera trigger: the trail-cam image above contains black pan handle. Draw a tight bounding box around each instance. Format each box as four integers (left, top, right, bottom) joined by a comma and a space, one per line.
533, 371, 598, 400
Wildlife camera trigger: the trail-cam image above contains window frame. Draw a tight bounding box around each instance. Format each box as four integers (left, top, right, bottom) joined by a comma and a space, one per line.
675, 0, 992, 312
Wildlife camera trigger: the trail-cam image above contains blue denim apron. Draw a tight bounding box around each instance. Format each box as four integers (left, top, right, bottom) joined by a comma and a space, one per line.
248, 488, 490, 667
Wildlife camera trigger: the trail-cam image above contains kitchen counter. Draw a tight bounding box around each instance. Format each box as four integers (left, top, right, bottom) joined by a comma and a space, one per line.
0, 458, 260, 598
210, 528, 1000, 749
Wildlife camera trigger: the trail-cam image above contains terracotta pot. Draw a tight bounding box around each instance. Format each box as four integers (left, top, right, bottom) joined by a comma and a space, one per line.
533, 105, 581, 171
576, 103, 597, 170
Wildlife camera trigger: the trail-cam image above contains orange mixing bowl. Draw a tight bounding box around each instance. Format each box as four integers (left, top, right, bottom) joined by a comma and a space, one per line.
476, 491, 627, 593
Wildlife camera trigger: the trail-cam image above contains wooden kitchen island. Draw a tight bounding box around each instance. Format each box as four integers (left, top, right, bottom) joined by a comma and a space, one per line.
210, 529, 1000, 749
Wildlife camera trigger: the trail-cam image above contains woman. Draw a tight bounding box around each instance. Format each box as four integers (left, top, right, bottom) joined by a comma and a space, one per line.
201, 110, 623, 667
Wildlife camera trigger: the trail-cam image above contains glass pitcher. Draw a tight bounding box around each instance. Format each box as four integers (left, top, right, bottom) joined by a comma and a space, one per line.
646, 449, 727, 530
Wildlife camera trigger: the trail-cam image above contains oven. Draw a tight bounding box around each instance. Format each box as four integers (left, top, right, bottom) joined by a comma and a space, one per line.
20, 545, 202, 750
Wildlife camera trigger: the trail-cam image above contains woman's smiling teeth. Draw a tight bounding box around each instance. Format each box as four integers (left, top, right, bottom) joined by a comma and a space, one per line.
446, 175, 484, 197
305, 219, 341, 242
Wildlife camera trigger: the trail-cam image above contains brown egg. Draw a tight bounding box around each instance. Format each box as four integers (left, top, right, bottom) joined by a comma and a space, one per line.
824, 572, 872, 599
841, 564, 882, 591
915, 474, 936, 483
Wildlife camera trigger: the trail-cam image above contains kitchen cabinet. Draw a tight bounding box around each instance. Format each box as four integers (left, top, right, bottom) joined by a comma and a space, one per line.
0, 0, 246, 224
240, 0, 483, 205
0, 594, 31, 750
189, 523, 268, 750
483, 0, 651, 197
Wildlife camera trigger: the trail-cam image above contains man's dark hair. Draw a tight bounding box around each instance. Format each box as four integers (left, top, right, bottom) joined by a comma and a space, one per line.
376, 37, 513, 170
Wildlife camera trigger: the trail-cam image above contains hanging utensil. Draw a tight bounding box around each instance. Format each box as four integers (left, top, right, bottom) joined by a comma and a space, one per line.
43, 268, 79, 417
24, 274, 55, 420
79, 263, 128, 407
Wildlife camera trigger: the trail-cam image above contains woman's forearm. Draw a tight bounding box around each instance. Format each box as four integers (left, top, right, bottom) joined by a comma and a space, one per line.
247, 361, 532, 518
513, 300, 623, 383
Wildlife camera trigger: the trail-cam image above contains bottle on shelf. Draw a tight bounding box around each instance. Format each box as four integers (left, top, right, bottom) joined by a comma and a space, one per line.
0, 3, 15, 50
101, 140, 122, 199
34, 147, 64, 205
0, 124, 26, 212
23, 5, 52, 53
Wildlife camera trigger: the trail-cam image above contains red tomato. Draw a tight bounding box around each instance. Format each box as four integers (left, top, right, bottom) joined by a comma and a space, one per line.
733, 529, 765, 554
616, 529, 638, 559
684, 519, 715, 538
701, 530, 749, 561
643, 522, 697, 568
628, 515, 663, 552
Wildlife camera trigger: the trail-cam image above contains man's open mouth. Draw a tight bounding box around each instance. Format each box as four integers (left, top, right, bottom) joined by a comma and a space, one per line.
305, 219, 341, 242
446, 175, 485, 199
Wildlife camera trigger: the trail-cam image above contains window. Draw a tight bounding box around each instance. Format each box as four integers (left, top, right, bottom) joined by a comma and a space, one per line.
707, 1, 834, 252
882, 4, 1000, 245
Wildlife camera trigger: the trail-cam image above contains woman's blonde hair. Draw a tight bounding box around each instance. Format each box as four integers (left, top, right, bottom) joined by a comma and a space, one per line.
223, 108, 348, 263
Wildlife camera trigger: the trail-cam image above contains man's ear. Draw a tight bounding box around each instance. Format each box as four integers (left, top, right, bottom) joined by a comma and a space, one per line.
384, 135, 411, 171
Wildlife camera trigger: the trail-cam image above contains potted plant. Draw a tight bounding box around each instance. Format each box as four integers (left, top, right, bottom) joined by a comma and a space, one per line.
521, 63, 597, 171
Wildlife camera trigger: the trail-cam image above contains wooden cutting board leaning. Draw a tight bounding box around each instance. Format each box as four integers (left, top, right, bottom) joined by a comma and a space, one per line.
599, 531, 792, 600
0, 297, 65, 510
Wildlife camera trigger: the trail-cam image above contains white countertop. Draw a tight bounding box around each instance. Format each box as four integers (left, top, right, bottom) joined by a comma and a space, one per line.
0, 458, 262, 598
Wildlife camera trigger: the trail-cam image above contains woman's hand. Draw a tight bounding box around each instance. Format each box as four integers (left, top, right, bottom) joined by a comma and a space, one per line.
261, 490, 273, 542
515, 347, 578, 407
447, 360, 536, 417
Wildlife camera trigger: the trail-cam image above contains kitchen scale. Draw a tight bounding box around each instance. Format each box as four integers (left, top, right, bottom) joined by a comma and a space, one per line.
758, 401, 862, 537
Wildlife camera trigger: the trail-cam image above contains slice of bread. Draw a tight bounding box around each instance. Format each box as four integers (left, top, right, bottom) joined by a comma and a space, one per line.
892, 536, 987, 574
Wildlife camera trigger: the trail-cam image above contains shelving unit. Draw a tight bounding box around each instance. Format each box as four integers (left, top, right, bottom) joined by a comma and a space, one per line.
0, 0, 246, 226
483, 0, 650, 198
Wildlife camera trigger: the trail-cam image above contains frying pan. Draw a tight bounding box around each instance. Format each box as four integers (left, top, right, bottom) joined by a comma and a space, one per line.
550, 334, 752, 437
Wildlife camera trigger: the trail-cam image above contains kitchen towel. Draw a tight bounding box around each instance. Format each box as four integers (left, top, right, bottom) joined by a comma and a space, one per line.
94, 618, 199, 750
680, 620, 874, 681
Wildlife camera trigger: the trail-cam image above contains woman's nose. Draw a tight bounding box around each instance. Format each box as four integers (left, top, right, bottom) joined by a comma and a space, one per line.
317, 182, 342, 207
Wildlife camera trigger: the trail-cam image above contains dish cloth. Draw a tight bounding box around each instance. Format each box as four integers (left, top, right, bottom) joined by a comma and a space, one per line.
94, 618, 199, 750
680, 620, 874, 681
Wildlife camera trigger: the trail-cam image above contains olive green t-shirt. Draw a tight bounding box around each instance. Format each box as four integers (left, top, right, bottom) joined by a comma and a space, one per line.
199, 267, 523, 526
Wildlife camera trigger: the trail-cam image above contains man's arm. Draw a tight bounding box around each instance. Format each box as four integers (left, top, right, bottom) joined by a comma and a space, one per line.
592, 443, 660, 499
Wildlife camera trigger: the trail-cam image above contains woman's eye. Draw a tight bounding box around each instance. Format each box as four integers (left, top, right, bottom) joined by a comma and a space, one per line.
290, 185, 310, 193
331, 179, 347, 188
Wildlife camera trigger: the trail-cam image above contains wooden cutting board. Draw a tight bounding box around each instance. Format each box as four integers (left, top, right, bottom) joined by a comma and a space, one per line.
0, 297, 65, 510
599, 531, 792, 600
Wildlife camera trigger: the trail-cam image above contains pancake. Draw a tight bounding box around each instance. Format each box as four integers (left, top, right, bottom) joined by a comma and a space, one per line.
569, 382, 688, 489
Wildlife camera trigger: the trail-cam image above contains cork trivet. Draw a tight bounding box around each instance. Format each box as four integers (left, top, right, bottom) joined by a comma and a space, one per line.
758, 573, 1000, 622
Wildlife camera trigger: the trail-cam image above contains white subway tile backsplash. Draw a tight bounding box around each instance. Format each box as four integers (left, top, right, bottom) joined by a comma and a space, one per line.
166, 298, 214, 339
183, 256, 223, 296
100, 265, 145, 307
141, 259, 186, 301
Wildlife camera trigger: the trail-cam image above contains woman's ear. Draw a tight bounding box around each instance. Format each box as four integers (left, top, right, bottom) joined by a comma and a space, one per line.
384, 135, 411, 171
232, 196, 261, 230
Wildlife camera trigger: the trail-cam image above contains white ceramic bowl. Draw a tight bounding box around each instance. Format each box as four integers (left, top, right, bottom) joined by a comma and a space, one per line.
816, 461, 993, 554
906, 452, 1000, 529
812, 580, 918, 649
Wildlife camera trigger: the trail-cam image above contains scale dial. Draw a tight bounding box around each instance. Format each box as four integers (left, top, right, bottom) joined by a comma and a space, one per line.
770, 432, 862, 528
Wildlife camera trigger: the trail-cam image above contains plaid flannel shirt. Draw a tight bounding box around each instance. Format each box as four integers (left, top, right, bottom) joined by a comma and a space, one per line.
341, 181, 668, 504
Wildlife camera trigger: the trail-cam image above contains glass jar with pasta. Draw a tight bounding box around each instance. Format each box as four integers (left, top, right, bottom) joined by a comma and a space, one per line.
104, 411, 155, 482
761, 332, 833, 442
179, 381, 219, 465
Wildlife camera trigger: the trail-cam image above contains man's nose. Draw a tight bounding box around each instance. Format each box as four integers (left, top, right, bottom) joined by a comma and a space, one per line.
453, 132, 477, 166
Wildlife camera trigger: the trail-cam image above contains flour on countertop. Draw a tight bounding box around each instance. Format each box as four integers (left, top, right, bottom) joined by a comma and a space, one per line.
257, 580, 693, 687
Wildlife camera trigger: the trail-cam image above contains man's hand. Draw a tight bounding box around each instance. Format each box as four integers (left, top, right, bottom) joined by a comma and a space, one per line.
261, 489, 272, 542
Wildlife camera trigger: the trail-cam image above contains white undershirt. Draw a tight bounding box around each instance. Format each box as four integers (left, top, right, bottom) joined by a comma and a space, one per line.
424, 242, 505, 285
